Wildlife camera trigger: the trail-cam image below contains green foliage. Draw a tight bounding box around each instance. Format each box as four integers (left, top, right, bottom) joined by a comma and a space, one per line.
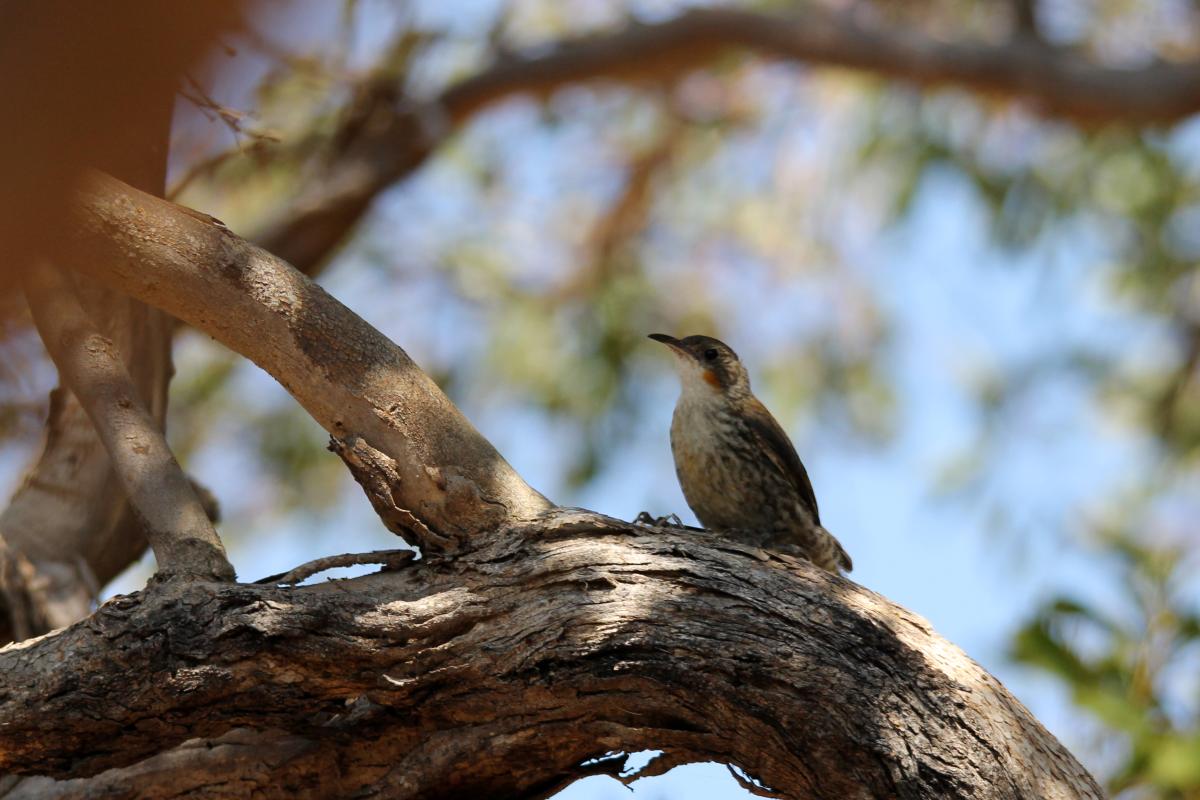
3, 3, 1199, 794
1013, 534, 1200, 797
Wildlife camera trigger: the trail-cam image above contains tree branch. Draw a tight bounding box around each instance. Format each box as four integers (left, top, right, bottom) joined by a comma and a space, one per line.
254, 548, 415, 586
62, 172, 551, 548
21, 263, 234, 582
0, 512, 1103, 799
0, 1, 241, 641
440, 7, 1200, 123
0, 283, 197, 643
1156, 319, 1200, 440
252, 5, 1200, 276
12, 161, 1106, 799
1010, 0, 1042, 41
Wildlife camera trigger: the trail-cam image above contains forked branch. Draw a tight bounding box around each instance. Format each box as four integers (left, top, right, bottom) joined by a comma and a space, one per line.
21, 262, 234, 581
0, 170, 1106, 799
61, 172, 551, 549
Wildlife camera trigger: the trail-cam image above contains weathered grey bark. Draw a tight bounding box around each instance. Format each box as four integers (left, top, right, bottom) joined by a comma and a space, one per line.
21, 263, 233, 581
62, 171, 551, 548
0, 513, 1103, 800
10, 169, 1108, 799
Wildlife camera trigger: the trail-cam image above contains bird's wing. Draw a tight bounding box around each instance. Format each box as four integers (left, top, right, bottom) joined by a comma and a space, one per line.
743, 396, 821, 526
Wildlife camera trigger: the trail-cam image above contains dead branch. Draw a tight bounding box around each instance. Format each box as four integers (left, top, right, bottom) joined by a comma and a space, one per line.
254, 548, 415, 586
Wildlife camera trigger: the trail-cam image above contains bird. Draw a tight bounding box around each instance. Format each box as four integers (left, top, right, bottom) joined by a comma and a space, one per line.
648, 333, 852, 573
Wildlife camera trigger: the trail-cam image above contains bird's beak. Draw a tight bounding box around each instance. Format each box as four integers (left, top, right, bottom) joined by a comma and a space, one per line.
648, 333, 684, 352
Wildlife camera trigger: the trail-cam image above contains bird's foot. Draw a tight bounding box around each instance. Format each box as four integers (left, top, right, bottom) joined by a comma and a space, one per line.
633, 511, 685, 528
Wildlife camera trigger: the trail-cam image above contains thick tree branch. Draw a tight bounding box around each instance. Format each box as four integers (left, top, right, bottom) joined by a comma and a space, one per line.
0, 512, 1103, 799
253, 5, 1200, 276
9, 162, 1105, 799
21, 263, 234, 582
62, 172, 551, 547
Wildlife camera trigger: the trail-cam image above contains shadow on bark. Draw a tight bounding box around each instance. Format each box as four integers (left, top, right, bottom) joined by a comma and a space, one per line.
0, 511, 1101, 800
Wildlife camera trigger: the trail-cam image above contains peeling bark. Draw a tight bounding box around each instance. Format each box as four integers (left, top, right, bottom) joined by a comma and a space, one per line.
0, 512, 1103, 799
0, 7, 1128, 796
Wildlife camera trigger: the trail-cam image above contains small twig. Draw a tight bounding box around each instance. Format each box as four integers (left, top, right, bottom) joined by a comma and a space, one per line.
180, 74, 281, 150
1156, 320, 1200, 440
1010, 0, 1045, 43
166, 149, 238, 201
254, 549, 416, 586
22, 262, 234, 581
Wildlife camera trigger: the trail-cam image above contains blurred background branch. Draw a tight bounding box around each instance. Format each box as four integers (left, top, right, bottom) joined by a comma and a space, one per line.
3, 0, 1200, 797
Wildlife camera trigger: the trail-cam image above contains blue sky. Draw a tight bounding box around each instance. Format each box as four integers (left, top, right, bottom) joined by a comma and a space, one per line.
94, 136, 1151, 796
1, 2, 1186, 796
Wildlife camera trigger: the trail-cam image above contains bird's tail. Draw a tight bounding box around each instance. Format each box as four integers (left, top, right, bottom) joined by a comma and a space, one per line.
817, 526, 853, 574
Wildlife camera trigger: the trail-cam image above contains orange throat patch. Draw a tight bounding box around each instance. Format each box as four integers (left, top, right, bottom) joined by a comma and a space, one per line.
702, 370, 722, 389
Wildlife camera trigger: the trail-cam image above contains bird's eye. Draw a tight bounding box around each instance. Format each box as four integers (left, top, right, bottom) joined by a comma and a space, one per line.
703, 348, 719, 361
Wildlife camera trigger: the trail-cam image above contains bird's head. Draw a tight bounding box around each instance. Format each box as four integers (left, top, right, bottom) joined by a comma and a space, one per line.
649, 333, 751, 399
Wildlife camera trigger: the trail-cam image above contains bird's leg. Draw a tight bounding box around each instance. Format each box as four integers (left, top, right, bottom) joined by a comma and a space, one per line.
633, 511, 686, 528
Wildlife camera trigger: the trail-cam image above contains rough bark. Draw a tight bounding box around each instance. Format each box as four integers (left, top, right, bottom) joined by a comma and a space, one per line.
0, 512, 1103, 800
21, 263, 234, 581
0, 7, 1128, 795
61, 171, 551, 548
1, 168, 1105, 799
252, 4, 1200, 276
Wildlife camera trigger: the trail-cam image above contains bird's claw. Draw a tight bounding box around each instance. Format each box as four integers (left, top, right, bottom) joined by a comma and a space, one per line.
633, 511, 685, 528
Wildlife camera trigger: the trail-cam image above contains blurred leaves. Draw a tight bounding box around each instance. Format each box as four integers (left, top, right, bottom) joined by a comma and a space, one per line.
1012, 533, 1200, 797
845, 39, 1200, 796
3, 3, 1200, 795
